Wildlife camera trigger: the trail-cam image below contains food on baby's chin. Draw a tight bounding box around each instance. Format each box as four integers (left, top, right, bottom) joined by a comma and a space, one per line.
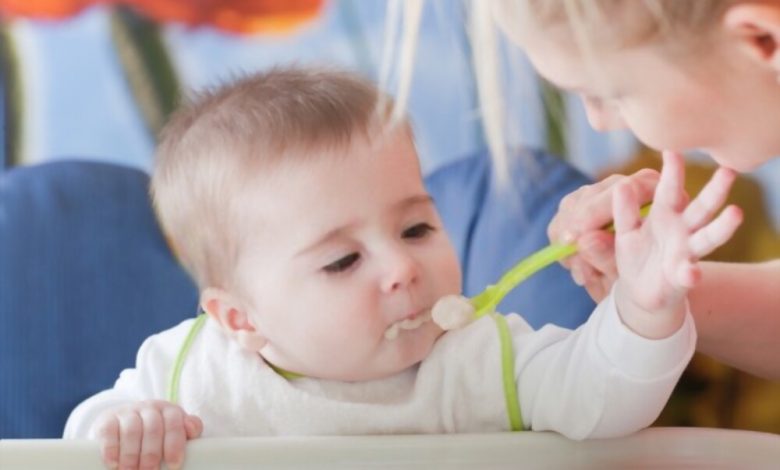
384, 310, 433, 340
385, 323, 401, 340
432, 295, 474, 330
383, 295, 475, 341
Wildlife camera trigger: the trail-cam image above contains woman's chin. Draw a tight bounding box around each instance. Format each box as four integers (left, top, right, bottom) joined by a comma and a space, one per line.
708, 149, 772, 173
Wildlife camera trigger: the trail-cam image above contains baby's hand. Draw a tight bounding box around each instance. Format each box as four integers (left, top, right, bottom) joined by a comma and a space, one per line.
613, 151, 742, 339
93, 400, 202, 470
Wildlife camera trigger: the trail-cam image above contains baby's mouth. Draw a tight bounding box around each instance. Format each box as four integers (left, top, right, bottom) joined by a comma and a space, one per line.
384, 310, 433, 340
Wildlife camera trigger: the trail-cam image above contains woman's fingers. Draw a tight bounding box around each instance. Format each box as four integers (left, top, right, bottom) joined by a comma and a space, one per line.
548, 169, 659, 243
577, 231, 617, 278
584, 169, 659, 232
683, 167, 737, 231
575, 231, 617, 276
612, 182, 641, 235
689, 205, 744, 258
549, 184, 597, 243
549, 169, 659, 302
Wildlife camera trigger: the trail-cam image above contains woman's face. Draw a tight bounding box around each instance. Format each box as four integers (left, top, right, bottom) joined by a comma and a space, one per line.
502, 10, 780, 172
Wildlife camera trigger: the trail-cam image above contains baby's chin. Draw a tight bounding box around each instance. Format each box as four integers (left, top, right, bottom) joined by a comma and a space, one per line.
387, 321, 444, 371
343, 323, 444, 382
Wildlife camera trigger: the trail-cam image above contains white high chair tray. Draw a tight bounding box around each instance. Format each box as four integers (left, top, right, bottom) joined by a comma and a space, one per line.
2, 427, 779, 469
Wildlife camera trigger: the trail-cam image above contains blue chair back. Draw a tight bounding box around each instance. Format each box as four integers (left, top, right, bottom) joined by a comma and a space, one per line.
0, 161, 198, 438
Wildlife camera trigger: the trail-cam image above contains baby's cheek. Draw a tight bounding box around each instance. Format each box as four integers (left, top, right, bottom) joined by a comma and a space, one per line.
440, 256, 462, 294
311, 317, 372, 353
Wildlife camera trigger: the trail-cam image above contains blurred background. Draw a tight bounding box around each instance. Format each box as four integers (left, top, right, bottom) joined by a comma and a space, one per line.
0, 0, 777, 433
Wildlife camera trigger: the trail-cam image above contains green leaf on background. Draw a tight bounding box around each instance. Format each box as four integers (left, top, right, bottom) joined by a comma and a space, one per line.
110, 6, 180, 141
0, 21, 23, 168
540, 79, 567, 159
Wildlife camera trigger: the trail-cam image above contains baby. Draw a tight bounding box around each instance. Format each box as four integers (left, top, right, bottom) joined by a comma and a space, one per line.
64, 67, 732, 470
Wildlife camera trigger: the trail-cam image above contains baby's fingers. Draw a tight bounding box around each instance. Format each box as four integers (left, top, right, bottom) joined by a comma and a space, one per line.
683, 167, 737, 231
96, 415, 120, 469
138, 407, 164, 470
161, 406, 188, 470
184, 415, 204, 439
689, 205, 743, 258
655, 151, 687, 212
117, 410, 143, 469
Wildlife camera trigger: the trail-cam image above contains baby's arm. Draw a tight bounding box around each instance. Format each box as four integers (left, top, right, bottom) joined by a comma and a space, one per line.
515, 152, 740, 438
510, 293, 696, 439
611, 151, 742, 339
64, 321, 203, 469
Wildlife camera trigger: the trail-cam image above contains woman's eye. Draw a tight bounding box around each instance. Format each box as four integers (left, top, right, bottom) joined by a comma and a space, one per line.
323, 253, 360, 274
402, 223, 435, 239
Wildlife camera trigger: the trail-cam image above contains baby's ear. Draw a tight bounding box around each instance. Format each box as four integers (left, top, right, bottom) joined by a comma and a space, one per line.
200, 287, 268, 352
724, 2, 780, 73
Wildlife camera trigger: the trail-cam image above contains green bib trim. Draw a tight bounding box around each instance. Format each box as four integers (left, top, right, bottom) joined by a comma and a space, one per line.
490, 313, 524, 431
266, 360, 305, 380
168, 312, 524, 432
167, 313, 304, 403
167, 312, 207, 404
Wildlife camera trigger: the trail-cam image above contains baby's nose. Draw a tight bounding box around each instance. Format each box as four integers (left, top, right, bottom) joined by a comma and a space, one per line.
381, 250, 419, 293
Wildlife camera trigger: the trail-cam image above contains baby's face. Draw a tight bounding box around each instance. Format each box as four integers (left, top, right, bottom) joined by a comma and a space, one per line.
232, 129, 462, 381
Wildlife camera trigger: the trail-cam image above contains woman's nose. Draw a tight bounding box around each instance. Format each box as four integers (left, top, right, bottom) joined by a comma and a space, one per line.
380, 249, 419, 293
583, 99, 627, 132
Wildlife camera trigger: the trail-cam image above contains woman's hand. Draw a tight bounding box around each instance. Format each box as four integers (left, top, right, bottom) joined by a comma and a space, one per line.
548, 168, 660, 301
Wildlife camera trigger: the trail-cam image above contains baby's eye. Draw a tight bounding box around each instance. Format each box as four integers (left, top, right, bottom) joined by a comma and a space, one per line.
323, 253, 360, 274
402, 223, 435, 239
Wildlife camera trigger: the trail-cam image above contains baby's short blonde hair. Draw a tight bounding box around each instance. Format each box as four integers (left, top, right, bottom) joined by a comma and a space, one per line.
151, 67, 388, 289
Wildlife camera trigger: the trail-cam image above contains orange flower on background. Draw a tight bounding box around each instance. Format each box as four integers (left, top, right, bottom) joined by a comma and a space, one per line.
0, 0, 105, 20
130, 0, 325, 34
0, 0, 324, 34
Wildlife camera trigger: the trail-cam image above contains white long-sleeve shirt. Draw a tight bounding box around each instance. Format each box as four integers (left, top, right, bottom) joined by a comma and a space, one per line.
64, 291, 695, 440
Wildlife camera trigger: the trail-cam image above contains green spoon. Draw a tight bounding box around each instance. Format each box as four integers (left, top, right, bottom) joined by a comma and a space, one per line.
470, 204, 652, 319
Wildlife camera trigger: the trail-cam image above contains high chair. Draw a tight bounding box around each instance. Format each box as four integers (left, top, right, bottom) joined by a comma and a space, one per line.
12, 153, 775, 467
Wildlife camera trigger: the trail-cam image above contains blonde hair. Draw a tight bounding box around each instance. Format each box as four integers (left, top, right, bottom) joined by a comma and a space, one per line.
386, 0, 732, 179
496, 0, 732, 50
151, 67, 388, 289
